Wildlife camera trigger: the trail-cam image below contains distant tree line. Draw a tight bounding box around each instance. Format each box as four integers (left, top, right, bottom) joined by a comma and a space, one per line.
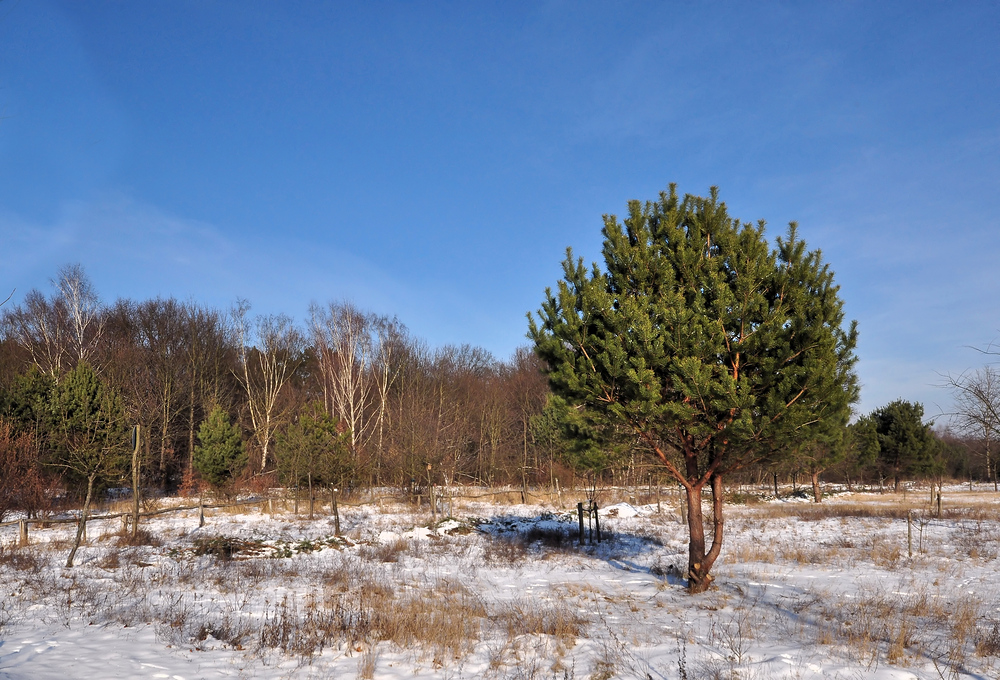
0, 263, 995, 526
0, 265, 581, 517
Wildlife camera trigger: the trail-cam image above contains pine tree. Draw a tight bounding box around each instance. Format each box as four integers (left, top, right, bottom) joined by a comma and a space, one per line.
48, 361, 129, 567
275, 400, 351, 516
868, 399, 937, 490
193, 406, 246, 492
530, 185, 858, 592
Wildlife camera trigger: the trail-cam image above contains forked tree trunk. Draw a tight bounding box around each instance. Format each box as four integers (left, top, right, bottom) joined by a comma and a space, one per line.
66, 475, 95, 568
685, 473, 724, 594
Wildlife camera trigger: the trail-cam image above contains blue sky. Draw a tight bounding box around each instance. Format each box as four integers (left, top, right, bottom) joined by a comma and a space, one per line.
2, 1, 999, 420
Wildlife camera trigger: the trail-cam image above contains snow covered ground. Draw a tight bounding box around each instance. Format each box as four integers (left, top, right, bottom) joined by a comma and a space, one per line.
1, 487, 999, 679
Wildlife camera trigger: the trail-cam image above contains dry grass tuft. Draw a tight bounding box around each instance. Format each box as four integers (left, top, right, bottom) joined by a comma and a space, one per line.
116, 528, 161, 547
975, 620, 1000, 657
492, 598, 587, 642
481, 534, 530, 566
0, 544, 45, 572
358, 537, 409, 563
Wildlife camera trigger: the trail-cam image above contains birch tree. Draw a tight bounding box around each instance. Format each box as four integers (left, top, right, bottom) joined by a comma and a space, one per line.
233, 302, 304, 471
309, 302, 402, 474
4, 264, 104, 381
56, 264, 104, 369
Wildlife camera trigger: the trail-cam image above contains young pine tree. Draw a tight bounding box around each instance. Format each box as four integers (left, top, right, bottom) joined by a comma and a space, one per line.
530, 185, 858, 593
193, 406, 246, 494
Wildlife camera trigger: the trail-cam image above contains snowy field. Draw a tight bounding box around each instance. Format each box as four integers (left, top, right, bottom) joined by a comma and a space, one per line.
1, 487, 999, 680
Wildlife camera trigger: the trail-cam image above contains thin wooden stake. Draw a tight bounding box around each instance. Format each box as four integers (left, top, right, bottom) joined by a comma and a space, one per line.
19, 519, 28, 546
577, 502, 584, 545
907, 510, 913, 558
332, 489, 341, 536
199, 498, 205, 527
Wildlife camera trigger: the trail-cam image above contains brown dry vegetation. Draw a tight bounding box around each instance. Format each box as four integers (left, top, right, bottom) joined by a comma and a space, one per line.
2, 489, 1000, 679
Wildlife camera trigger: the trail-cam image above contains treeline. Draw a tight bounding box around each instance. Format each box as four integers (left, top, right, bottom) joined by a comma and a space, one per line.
1, 266, 997, 520
0, 265, 561, 515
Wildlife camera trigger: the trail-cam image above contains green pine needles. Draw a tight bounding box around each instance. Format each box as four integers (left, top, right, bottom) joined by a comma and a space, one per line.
529, 184, 859, 592
194, 406, 246, 492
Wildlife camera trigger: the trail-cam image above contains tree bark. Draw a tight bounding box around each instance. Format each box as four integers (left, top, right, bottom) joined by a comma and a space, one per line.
132, 425, 141, 538
308, 472, 314, 519
685, 472, 724, 594
66, 475, 95, 568
811, 470, 822, 503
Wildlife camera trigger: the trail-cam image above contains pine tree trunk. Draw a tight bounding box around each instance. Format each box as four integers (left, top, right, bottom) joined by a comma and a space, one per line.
811, 470, 822, 503
684, 474, 724, 594
66, 475, 95, 568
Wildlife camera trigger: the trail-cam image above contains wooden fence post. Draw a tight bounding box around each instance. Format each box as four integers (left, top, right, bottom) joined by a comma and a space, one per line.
907, 510, 913, 558
199, 498, 205, 527
577, 502, 584, 545
593, 502, 601, 543
430, 485, 437, 524
19, 519, 28, 546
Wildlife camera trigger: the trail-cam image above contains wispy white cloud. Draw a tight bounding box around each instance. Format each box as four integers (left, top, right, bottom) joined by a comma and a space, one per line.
0, 196, 492, 350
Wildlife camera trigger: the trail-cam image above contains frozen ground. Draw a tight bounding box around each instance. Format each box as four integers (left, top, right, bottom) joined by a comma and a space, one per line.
1, 486, 999, 679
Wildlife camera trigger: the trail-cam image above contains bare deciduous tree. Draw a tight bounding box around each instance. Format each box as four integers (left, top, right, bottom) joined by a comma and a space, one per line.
945, 365, 1000, 490
6, 289, 67, 379
184, 304, 238, 471
309, 302, 402, 475
56, 264, 104, 368
4, 264, 104, 380
234, 302, 304, 471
